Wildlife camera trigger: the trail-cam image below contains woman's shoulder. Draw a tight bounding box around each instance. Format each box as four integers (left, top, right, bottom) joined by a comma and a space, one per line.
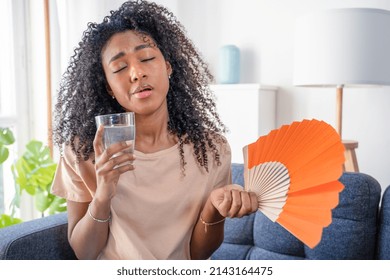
208, 131, 231, 153
60, 141, 94, 167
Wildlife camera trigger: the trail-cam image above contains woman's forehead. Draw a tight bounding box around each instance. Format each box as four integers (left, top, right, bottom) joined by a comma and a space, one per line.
101, 30, 157, 62
105, 30, 153, 49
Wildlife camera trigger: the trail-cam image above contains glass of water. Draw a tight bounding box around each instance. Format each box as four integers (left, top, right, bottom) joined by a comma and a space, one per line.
95, 112, 135, 163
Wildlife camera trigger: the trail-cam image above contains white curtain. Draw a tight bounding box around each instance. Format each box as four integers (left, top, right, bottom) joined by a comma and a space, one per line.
0, 0, 31, 218
50, 0, 124, 107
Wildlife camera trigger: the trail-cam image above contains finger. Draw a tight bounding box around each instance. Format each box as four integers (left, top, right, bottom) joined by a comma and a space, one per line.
224, 184, 243, 191
115, 162, 135, 173
216, 189, 233, 217
249, 192, 259, 212
105, 141, 133, 160
100, 161, 134, 179
93, 125, 105, 155
95, 161, 134, 187
228, 189, 243, 217
236, 191, 255, 217
108, 152, 135, 170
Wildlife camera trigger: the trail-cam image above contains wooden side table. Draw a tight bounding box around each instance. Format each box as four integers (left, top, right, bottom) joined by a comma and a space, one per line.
343, 140, 359, 172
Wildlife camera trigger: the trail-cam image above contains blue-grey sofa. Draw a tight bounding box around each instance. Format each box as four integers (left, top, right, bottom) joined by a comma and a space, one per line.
211, 164, 390, 260
0, 163, 389, 260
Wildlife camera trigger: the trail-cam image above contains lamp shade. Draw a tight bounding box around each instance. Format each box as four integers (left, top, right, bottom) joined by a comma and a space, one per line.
293, 8, 390, 87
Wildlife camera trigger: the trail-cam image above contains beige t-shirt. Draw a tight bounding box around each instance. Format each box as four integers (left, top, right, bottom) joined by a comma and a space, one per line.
51, 139, 231, 259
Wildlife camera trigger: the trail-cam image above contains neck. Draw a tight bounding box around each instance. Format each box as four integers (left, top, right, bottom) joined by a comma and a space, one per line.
134, 110, 177, 153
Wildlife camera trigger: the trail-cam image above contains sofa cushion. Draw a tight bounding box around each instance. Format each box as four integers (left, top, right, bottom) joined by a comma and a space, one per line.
376, 185, 390, 259
212, 163, 305, 260
211, 164, 381, 260
0, 212, 76, 260
305, 172, 381, 259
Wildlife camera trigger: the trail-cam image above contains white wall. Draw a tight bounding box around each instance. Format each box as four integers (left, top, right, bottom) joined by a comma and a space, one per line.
173, 0, 390, 191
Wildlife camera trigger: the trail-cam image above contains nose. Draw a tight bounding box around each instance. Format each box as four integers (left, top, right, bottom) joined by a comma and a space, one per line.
129, 64, 146, 83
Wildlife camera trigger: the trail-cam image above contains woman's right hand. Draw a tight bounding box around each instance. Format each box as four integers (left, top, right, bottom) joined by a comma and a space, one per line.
93, 124, 135, 202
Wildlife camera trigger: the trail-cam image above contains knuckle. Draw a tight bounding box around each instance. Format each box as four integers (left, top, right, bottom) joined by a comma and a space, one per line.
243, 204, 251, 213
231, 189, 240, 195
112, 168, 121, 176
96, 169, 105, 177
224, 193, 232, 203
110, 157, 119, 166
106, 151, 115, 160
228, 210, 238, 218
232, 201, 242, 209
121, 141, 129, 148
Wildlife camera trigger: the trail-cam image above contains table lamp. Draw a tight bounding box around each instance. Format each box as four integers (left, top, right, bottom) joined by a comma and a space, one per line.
293, 8, 390, 172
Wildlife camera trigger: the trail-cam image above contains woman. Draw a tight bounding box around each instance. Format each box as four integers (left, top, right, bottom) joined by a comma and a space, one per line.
51, 0, 258, 260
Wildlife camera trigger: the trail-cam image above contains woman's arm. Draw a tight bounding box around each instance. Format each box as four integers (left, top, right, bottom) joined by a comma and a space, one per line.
190, 197, 225, 260
67, 125, 135, 259
67, 199, 111, 259
190, 185, 258, 260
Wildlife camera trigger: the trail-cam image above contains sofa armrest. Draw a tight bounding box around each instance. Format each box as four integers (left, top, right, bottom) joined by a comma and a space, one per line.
0, 212, 76, 260
377, 185, 390, 260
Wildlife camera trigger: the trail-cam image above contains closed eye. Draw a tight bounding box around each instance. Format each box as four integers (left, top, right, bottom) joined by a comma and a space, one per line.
141, 57, 155, 62
113, 66, 127, 73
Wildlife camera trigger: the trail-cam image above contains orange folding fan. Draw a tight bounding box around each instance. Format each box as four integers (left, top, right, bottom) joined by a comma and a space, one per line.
243, 119, 345, 248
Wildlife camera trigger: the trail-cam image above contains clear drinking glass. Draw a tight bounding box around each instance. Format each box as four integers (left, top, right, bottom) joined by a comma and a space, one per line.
95, 112, 135, 164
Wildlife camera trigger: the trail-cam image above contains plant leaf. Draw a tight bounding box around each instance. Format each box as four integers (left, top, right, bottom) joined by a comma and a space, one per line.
0, 128, 15, 145
13, 158, 35, 195
0, 214, 22, 228
25, 140, 51, 165
0, 145, 9, 164
48, 196, 67, 214
35, 190, 50, 213
9, 139, 64, 219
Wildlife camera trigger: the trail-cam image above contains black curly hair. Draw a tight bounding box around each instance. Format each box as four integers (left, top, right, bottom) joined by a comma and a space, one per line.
53, 0, 227, 172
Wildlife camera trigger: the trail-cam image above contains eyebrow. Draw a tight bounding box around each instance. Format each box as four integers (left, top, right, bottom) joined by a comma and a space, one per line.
108, 44, 153, 64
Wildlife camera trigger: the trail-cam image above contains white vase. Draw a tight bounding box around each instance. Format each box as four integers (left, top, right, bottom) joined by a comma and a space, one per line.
218, 44, 240, 84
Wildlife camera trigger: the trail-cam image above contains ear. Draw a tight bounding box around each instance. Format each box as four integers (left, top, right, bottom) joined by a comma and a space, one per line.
105, 83, 114, 98
166, 61, 173, 77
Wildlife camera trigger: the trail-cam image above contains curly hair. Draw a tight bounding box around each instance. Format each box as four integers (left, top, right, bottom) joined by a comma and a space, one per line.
53, 0, 227, 172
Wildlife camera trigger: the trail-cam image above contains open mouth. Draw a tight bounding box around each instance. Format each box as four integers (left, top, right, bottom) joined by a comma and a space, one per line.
131, 84, 153, 99
132, 85, 153, 95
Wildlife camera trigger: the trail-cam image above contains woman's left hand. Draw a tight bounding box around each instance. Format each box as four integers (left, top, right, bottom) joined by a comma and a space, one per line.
191, 184, 258, 259
209, 184, 258, 218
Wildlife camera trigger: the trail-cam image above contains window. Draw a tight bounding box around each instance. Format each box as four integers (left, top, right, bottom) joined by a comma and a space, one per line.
0, 0, 34, 220
0, 0, 18, 215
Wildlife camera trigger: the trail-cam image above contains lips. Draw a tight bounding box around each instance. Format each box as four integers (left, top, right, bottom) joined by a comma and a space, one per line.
131, 85, 153, 99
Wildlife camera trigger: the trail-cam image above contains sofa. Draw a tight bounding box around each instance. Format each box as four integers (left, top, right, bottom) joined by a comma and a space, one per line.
0, 163, 389, 260
212, 164, 390, 260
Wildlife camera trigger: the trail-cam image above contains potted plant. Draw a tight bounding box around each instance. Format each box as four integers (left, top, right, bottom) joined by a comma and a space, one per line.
0, 128, 66, 228
0, 127, 21, 227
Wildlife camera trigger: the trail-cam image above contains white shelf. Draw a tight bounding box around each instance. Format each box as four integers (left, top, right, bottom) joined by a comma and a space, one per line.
210, 83, 278, 91
210, 83, 278, 163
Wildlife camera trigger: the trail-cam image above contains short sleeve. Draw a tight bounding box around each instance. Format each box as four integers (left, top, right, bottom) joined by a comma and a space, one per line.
51, 145, 95, 202
212, 138, 232, 189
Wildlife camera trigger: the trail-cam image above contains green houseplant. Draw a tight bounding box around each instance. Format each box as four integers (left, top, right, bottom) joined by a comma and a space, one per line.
0, 128, 66, 228
11, 140, 67, 216
0, 128, 22, 227
0, 128, 14, 165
